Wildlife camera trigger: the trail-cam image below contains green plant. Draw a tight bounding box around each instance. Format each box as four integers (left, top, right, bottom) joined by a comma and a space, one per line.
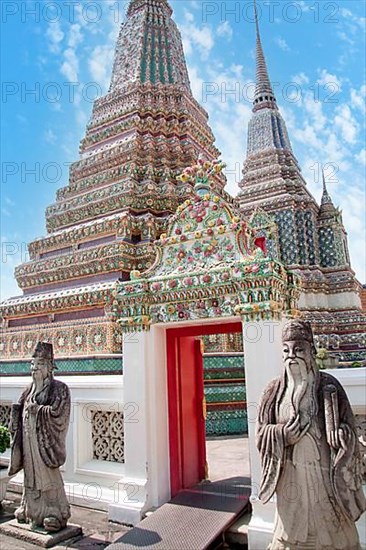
351, 361, 363, 368
0, 426, 10, 454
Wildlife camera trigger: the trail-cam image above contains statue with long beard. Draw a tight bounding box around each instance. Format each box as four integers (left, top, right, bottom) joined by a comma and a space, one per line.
257, 320, 365, 550
8, 342, 71, 532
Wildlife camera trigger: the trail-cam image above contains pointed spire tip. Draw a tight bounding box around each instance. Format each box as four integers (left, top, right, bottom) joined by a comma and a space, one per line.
322, 167, 327, 192
252, 0, 277, 112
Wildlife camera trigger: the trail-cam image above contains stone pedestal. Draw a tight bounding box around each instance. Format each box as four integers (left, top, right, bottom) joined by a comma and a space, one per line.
0, 520, 82, 548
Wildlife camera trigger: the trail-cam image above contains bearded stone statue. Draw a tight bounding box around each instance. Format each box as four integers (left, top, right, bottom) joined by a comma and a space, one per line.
8, 342, 71, 532
257, 320, 366, 550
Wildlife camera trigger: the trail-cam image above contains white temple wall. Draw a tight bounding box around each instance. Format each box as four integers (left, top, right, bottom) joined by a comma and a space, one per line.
243, 320, 284, 550
1, 375, 125, 512
108, 326, 170, 525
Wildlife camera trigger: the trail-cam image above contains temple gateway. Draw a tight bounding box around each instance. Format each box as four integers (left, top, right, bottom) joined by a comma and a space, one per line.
1, 0, 365, 547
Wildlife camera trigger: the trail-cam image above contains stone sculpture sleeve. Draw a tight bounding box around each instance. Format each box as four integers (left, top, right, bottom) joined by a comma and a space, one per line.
324, 374, 366, 522
36, 381, 71, 469
256, 378, 285, 503
8, 386, 31, 476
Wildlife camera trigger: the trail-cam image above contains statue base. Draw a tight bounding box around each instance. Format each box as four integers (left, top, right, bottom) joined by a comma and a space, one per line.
0, 519, 82, 548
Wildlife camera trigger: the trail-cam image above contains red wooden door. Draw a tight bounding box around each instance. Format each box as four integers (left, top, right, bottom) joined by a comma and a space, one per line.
167, 334, 206, 496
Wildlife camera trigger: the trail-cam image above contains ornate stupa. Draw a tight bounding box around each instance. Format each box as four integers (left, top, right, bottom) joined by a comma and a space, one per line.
0, 0, 223, 372
238, 3, 366, 364
1, 0, 364, 375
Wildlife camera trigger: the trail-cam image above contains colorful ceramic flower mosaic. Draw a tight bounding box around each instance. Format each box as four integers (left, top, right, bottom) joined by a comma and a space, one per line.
113, 162, 300, 331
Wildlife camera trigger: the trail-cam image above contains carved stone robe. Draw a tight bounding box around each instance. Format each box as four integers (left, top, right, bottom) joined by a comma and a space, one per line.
257, 371, 365, 550
9, 378, 71, 528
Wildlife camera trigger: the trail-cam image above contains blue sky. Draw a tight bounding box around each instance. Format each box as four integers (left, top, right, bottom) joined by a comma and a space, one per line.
1, 0, 365, 300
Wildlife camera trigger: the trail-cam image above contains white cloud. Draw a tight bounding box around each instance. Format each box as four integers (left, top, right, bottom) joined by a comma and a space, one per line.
339, 8, 366, 31
0, 240, 26, 301
184, 10, 194, 22
340, 186, 366, 282
60, 48, 79, 82
187, 64, 204, 102
89, 45, 115, 91
275, 37, 290, 52
350, 85, 366, 112
0, 272, 22, 302
292, 72, 309, 85
230, 64, 244, 79
292, 124, 323, 151
337, 30, 355, 46
333, 105, 358, 144
187, 61, 253, 192
44, 129, 57, 144
46, 21, 64, 54
296, 1, 310, 13
180, 18, 214, 60
355, 149, 366, 166
217, 21, 233, 41
317, 69, 342, 90
68, 24, 83, 49
303, 93, 327, 132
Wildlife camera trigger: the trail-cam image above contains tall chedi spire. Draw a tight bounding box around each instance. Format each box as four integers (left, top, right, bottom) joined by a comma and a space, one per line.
318, 169, 350, 268
320, 168, 336, 210
0, 0, 222, 367
239, 0, 319, 268
253, 0, 276, 112
238, 2, 365, 364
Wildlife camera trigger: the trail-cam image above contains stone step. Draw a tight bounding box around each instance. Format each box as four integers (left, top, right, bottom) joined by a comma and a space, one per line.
224, 511, 251, 546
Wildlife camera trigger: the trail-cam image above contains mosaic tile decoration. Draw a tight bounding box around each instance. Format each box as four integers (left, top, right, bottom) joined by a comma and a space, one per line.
206, 408, 247, 436
204, 354, 246, 436
205, 384, 246, 403
0, 357, 123, 376
204, 355, 244, 371
204, 358, 245, 378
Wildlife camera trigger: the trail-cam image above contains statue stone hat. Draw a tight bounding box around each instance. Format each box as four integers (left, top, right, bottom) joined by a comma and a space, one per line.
32, 341, 58, 369
282, 320, 315, 348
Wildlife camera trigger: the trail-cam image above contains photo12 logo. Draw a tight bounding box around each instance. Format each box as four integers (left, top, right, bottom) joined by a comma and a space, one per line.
1, 1, 130, 24
201, 2, 340, 24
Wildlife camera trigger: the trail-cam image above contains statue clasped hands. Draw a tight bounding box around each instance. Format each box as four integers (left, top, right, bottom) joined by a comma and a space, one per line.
283, 415, 310, 447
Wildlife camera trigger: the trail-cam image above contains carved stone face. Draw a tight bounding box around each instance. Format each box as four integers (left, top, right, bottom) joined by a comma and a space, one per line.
31, 356, 51, 382
282, 339, 313, 375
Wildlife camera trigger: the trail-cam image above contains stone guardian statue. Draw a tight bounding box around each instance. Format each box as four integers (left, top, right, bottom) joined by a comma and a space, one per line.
257, 320, 366, 550
8, 342, 71, 532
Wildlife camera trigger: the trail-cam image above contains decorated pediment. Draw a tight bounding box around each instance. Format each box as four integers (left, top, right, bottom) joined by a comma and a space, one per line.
147, 184, 252, 277
110, 159, 301, 331
248, 207, 280, 260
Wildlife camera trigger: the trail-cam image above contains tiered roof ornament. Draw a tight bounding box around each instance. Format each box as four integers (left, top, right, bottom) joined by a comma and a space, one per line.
111, 159, 300, 332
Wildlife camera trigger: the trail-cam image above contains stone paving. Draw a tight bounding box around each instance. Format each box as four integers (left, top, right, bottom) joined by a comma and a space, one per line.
0, 436, 249, 550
